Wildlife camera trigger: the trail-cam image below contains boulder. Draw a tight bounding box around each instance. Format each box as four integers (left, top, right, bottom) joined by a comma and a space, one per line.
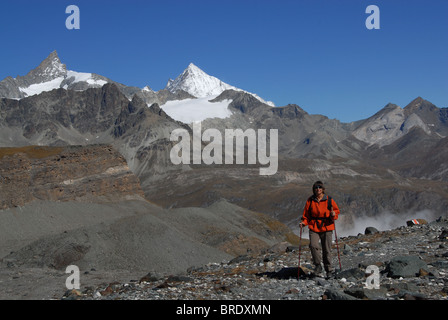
438, 229, 448, 240
365, 227, 379, 235
334, 267, 365, 280
139, 271, 165, 283
323, 288, 359, 300
344, 286, 388, 300
386, 255, 428, 278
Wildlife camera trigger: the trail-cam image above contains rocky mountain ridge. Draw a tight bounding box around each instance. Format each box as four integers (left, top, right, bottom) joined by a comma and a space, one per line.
353, 97, 447, 147
0, 51, 194, 106
0, 51, 106, 100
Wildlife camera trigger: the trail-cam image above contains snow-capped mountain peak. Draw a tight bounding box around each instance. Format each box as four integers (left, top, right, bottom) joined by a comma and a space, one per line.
186, 62, 205, 75
142, 85, 153, 92
0, 51, 110, 99
22, 50, 67, 85
165, 62, 236, 98
165, 63, 275, 106
0, 52, 274, 109
34, 50, 67, 83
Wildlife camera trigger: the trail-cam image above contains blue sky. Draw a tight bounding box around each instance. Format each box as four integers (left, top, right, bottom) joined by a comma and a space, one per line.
0, 0, 447, 122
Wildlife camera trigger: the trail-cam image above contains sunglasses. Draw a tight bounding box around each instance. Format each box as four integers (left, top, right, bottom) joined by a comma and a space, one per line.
314, 186, 323, 189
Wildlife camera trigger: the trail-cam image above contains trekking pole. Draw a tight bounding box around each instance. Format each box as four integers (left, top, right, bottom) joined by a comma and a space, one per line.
297, 223, 303, 278
329, 197, 342, 271
334, 222, 342, 271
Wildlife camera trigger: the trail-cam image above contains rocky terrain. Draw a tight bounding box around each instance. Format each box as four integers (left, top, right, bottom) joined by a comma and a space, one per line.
0, 143, 299, 300
0, 199, 297, 300
60, 216, 448, 301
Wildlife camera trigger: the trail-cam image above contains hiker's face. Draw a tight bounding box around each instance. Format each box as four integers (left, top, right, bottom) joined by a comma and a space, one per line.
314, 185, 323, 195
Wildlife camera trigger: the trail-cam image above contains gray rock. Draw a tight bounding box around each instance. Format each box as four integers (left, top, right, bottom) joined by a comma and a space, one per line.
324, 288, 359, 300
430, 260, 448, 269
365, 227, 379, 235
439, 229, 448, 240
335, 267, 365, 280
342, 244, 353, 254
344, 286, 388, 300
386, 255, 428, 278
139, 272, 164, 283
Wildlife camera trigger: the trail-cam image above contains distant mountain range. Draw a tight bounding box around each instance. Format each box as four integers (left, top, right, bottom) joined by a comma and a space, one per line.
0, 51, 108, 99
1, 50, 447, 234
0, 51, 272, 107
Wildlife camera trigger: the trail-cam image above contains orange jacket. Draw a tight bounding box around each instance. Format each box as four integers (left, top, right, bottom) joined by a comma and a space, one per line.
301, 195, 340, 232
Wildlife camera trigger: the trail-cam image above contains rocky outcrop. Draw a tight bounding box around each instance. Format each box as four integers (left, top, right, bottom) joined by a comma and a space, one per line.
0, 145, 144, 209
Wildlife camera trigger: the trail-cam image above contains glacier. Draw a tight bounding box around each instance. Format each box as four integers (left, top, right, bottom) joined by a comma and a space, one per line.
159, 95, 233, 123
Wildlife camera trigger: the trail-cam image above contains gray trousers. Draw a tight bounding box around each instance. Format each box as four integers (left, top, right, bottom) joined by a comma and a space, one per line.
309, 230, 333, 271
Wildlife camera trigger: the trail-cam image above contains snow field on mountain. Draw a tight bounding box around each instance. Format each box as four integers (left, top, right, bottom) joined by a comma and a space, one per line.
66, 70, 108, 87
160, 96, 233, 123
19, 77, 65, 97
18, 71, 108, 97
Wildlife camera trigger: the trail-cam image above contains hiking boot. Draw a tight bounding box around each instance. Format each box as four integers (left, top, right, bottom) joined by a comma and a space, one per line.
325, 270, 335, 279
313, 264, 323, 276
325, 266, 335, 278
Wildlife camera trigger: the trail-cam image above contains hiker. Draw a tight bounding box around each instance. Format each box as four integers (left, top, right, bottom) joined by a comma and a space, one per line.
299, 181, 340, 277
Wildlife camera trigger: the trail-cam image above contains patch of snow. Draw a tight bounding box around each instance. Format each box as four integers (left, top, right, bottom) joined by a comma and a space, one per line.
66, 70, 107, 86
160, 96, 233, 123
18, 70, 108, 97
19, 77, 65, 97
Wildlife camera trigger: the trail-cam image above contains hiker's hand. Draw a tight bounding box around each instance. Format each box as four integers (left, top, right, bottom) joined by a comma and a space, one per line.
330, 211, 336, 218
299, 222, 305, 228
